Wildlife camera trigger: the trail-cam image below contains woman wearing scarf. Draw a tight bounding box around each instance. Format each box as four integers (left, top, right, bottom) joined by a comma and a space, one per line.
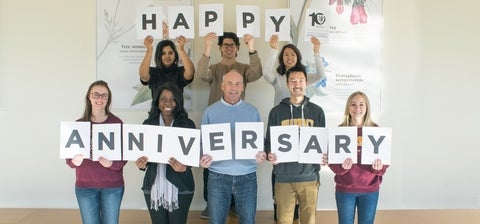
135, 82, 195, 224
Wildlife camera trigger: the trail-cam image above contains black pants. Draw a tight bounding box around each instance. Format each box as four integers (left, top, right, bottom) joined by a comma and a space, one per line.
144, 193, 193, 224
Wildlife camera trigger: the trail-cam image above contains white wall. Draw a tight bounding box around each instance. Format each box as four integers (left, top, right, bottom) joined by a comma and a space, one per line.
1, 0, 480, 210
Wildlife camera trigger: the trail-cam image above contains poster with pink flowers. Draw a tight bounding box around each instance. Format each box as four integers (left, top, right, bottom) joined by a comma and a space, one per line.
291, 0, 383, 112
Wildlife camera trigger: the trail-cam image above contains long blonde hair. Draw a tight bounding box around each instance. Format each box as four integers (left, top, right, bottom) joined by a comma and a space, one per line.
339, 91, 378, 127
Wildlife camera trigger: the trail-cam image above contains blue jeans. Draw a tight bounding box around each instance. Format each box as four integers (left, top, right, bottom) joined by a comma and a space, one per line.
75, 186, 124, 224
335, 191, 379, 224
207, 171, 257, 224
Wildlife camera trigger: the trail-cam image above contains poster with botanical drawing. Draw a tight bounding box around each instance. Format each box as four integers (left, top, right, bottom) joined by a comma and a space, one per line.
290, 0, 383, 112
96, 0, 193, 110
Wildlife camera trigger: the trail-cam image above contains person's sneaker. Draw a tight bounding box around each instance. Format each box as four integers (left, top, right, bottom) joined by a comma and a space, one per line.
200, 206, 209, 219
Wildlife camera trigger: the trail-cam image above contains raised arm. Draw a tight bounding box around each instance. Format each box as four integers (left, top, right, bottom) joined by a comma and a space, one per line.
263, 34, 280, 85
243, 34, 263, 82
306, 36, 326, 85
139, 35, 154, 82
176, 36, 194, 81
196, 32, 217, 82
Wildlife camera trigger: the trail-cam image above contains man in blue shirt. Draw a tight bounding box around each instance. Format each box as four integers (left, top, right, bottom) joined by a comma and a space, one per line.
200, 69, 267, 224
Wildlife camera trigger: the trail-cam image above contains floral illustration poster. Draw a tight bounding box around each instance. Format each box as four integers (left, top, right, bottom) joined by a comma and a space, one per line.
96, 0, 193, 110
291, 0, 383, 112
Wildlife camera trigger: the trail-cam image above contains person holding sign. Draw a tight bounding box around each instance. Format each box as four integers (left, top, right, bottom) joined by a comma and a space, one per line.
263, 34, 326, 106
139, 25, 194, 116
265, 66, 326, 224
135, 83, 196, 224
263, 34, 326, 222
196, 31, 263, 219
199, 70, 267, 224
328, 91, 389, 224
196, 32, 262, 106
65, 80, 127, 224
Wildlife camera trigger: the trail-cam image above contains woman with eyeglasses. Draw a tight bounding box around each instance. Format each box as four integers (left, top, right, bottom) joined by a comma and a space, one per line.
66, 80, 127, 224
135, 82, 196, 224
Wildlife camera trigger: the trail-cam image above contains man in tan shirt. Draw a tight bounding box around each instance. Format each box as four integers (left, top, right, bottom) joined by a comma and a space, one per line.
196, 32, 263, 106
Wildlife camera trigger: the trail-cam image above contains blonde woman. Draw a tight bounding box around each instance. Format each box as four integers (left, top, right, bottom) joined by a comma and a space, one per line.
328, 91, 389, 224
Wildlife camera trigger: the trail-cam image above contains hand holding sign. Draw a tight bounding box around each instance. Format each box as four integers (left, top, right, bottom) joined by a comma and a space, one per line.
372, 158, 383, 171
202, 32, 217, 57
200, 154, 213, 168
243, 34, 255, 51
135, 156, 148, 170
342, 158, 353, 170
98, 157, 113, 168
72, 154, 84, 167
169, 157, 187, 172
255, 151, 267, 163
143, 35, 154, 51
268, 34, 279, 49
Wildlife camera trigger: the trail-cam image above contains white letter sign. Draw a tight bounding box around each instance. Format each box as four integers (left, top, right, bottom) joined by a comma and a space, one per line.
92, 123, 122, 161
201, 123, 232, 161
60, 121, 90, 159
361, 127, 392, 165
236, 5, 260, 37
234, 122, 264, 160
270, 125, 299, 163
122, 124, 147, 162
136, 7, 163, 39
199, 4, 223, 36
168, 126, 201, 167
298, 127, 328, 164
168, 6, 195, 39
265, 9, 290, 41
328, 127, 357, 164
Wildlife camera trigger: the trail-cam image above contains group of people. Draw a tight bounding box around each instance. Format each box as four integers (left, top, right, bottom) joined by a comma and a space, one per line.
65, 31, 388, 224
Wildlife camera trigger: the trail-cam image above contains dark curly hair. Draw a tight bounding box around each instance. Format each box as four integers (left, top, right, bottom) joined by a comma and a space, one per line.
147, 82, 188, 122
217, 32, 240, 46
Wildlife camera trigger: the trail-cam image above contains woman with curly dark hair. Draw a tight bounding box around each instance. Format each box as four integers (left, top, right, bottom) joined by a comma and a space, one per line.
135, 82, 196, 224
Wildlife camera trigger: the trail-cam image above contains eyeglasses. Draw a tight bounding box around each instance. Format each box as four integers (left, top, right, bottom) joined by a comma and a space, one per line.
159, 98, 175, 103
91, 92, 109, 100
221, 43, 237, 48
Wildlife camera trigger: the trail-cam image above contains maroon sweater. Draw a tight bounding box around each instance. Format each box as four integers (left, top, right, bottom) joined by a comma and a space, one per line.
66, 115, 127, 188
329, 127, 388, 193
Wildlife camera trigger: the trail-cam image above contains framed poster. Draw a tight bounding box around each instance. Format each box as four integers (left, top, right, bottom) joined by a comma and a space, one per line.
96, 0, 193, 110
289, 0, 383, 112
